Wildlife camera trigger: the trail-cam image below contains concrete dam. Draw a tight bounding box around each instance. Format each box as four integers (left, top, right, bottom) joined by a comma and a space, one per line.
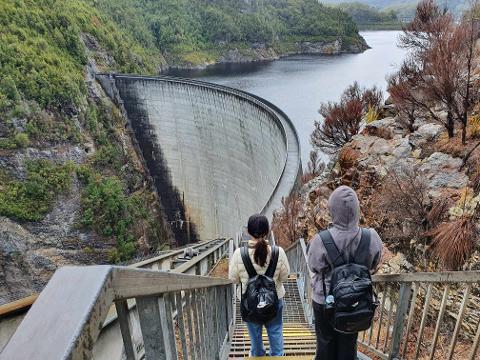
97, 74, 302, 243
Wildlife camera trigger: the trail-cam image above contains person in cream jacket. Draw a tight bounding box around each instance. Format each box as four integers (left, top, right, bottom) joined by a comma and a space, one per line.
229, 214, 290, 357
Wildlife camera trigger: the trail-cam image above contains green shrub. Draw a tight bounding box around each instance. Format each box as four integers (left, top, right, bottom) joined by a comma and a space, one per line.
14, 133, 30, 148
0, 0, 164, 113
0, 160, 74, 221
93, 145, 123, 171
0, 137, 17, 149
79, 172, 148, 261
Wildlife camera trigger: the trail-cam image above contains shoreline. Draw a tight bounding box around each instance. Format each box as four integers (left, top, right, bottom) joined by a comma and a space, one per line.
161, 37, 370, 72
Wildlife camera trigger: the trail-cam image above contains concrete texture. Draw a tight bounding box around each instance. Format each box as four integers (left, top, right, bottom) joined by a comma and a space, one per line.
98, 74, 301, 242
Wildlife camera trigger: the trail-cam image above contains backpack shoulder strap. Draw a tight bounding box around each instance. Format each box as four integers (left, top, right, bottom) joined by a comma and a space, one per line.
354, 228, 371, 266
319, 230, 345, 269
265, 245, 279, 278
241, 246, 257, 278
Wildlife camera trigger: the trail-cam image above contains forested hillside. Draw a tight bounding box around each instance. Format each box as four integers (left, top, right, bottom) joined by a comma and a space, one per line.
333, 2, 401, 29
321, 0, 469, 19
93, 0, 365, 65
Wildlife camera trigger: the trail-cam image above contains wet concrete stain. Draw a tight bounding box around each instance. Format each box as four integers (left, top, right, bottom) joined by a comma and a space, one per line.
114, 78, 198, 246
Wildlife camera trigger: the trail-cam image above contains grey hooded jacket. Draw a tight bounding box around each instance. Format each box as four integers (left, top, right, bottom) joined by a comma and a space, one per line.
307, 186, 383, 304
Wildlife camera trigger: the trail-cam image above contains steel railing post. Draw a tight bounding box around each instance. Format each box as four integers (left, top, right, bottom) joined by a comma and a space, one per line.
389, 283, 412, 360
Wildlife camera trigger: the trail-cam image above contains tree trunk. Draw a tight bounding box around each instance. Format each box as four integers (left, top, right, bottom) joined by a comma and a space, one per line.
447, 111, 455, 138
408, 114, 415, 133
462, 121, 467, 144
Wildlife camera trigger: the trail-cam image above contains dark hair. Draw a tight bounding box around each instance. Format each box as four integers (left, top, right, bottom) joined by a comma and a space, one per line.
248, 214, 270, 267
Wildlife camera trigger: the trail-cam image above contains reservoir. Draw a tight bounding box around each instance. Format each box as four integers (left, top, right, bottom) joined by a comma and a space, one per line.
167, 31, 407, 163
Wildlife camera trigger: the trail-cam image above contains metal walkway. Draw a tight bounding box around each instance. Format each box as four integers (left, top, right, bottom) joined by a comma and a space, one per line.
229, 278, 316, 359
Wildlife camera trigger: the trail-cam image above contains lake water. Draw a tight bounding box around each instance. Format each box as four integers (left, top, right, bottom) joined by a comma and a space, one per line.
167, 31, 407, 163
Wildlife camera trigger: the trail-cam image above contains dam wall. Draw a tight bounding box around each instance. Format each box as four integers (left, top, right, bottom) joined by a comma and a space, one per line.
97, 74, 301, 242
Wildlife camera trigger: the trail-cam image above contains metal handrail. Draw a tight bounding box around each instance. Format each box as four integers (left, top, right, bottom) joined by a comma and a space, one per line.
284, 238, 480, 360
174, 238, 229, 274
0, 239, 225, 320
0, 266, 234, 360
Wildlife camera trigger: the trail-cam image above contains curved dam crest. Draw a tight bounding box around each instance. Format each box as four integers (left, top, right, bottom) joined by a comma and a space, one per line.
97, 74, 302, 243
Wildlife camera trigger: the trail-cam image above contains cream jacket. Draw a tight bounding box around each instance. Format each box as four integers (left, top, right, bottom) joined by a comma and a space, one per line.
228, 240, 290, 299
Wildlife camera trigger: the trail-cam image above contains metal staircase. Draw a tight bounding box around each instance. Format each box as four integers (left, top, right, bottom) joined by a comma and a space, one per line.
229, 278, 316, 359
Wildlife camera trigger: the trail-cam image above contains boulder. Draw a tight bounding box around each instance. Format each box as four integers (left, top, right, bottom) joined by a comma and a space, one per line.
378, 104, 397, 118
419, 152, 469, 189
380, 251, 415, 274
364, 117, 404, 139
409, 123, 444, 149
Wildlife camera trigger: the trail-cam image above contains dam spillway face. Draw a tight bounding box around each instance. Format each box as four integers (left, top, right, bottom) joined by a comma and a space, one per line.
97, 74, 301, 243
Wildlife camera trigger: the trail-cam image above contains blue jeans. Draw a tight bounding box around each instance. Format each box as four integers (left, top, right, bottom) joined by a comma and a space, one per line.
246, 299, 284, 356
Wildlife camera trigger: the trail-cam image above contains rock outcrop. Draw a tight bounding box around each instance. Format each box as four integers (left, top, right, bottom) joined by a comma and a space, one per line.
295, 111, 477, 272
185, 37, 369, 69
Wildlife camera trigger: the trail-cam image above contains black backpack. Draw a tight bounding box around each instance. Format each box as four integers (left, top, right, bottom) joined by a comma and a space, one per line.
240, 245, 280, 324
320, 228, 378, 334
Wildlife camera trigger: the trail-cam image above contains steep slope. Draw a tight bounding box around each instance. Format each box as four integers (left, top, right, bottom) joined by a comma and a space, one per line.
0, 0, 170, 304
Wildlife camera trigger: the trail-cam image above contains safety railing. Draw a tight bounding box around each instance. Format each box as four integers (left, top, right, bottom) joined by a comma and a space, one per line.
128, 239, 225, 271
0, 239, 226, 321
285, 238, 480, 360
285, 239, 314, 326
359, 272, 480, 360
0, 266, 234, 360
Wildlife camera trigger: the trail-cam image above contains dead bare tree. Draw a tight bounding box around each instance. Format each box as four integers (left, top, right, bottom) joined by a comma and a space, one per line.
389, 0, 479, 140
271, 194, 302, 248
302, 150, 325, 183
307, 150, 323, 176
311, 82, 383, 154
458, 1, 480, 143
373, 164, 449, 266
387, 60, 458, 136
399, 0, 451, 58
388, 65, 422, 133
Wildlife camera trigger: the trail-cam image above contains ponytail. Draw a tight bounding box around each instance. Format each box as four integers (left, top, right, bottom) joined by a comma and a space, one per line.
248, 214, 270, 267
254, 237, 269, 267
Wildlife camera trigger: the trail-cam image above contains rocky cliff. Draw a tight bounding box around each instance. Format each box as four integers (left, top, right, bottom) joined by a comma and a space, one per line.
292, 104, 480, 274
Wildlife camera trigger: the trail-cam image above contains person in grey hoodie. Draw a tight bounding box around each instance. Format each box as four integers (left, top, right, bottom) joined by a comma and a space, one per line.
307, 185, 383, 360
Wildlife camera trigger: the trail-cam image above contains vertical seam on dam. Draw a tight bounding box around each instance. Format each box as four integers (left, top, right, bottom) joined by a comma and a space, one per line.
96, 73, 302, 243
